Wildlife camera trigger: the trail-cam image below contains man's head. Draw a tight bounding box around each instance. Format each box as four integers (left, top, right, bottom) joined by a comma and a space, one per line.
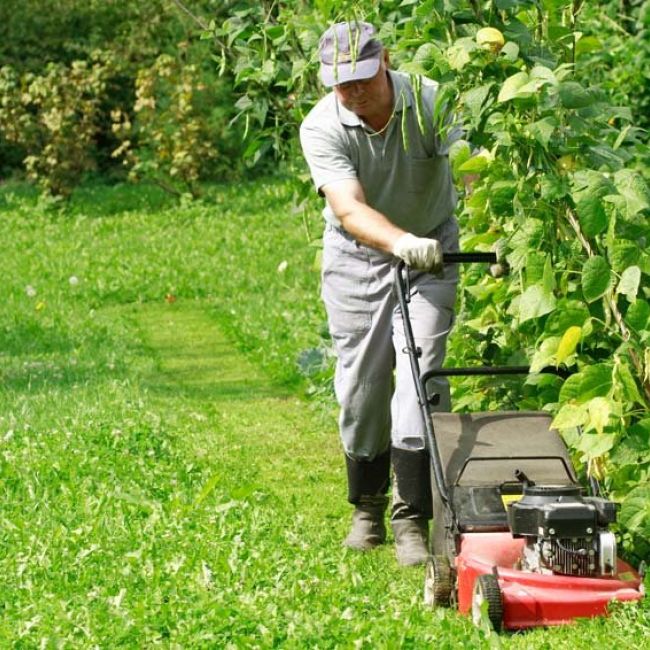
318, 21, 383, 88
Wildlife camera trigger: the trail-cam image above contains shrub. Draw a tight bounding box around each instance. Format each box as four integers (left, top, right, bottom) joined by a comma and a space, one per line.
0, 52, 116, 196
111, 51, 239, 197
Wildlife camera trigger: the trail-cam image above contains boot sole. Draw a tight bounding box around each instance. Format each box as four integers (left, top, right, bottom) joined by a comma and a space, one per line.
343, 536, 385, 551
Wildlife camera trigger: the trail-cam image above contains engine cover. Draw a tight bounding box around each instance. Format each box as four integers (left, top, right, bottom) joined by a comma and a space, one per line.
508, 484, 618, 577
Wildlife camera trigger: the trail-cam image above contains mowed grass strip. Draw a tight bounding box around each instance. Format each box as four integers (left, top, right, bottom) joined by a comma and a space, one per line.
1, 180, 647, 647
131, 301, 482, 648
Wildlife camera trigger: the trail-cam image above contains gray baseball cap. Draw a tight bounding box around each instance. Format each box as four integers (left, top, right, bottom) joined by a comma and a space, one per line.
319, 22, 382, 87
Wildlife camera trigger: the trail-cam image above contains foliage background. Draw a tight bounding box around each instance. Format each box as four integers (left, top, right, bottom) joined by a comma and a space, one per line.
195, 0, 650, 558
1, 0, 648, 558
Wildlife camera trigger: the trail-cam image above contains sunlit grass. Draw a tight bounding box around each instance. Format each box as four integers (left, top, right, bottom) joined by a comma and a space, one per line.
0, 179, 647, 646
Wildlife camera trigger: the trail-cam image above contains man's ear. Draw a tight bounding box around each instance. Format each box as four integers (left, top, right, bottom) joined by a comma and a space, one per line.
383, 49, 390, 69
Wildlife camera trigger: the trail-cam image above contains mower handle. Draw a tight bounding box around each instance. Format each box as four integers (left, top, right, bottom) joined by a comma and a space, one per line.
422, 365, 573, 381
395, 253, 499, 509
442, 252, 497, 264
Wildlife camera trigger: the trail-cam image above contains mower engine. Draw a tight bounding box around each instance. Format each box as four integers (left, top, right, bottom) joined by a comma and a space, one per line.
508, 484, 618, 577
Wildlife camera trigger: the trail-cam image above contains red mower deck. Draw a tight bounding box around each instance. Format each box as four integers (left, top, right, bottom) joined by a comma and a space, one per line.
456, 532, 644, 629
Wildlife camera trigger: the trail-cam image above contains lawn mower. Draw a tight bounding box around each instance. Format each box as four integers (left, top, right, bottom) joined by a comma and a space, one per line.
395, 255, 645, 631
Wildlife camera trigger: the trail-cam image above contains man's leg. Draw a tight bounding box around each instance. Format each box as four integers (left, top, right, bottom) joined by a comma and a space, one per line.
390, 218, 459, 565
321, 226, 395, 549
343, 449, 390, 549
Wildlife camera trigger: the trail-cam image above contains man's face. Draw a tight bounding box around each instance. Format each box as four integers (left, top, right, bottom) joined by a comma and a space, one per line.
332, 54, 390, 116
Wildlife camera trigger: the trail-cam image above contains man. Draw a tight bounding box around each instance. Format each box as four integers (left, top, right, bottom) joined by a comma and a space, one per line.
299, 21, 461, 566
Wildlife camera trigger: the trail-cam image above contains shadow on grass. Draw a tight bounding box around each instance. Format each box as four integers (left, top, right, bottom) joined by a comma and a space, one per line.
69, 181, 178, 217
0, 319, 76, 357
0, 361, 104, 394
144, 376, 286, 401
1, 176, 295, 224
0, 179, 177, 218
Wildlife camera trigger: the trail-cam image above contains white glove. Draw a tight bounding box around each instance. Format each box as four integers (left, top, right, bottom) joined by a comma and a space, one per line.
392, 233, 443, 273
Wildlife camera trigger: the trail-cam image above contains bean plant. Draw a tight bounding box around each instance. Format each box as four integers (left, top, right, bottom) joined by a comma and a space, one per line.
202, 0, 650, 557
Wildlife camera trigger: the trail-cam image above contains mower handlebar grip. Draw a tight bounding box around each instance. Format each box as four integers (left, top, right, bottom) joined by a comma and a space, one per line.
442, 252, 497, 264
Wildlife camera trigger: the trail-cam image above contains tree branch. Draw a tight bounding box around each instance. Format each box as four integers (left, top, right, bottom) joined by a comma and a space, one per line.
167, 0, 230, 50
169, 0, 208, 29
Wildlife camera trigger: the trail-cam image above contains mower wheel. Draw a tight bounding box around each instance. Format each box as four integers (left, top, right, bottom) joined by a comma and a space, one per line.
471, 574, 503, 632
423, 555, 452, 607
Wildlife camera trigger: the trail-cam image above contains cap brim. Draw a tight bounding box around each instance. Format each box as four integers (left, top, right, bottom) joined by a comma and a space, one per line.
320, 57, 380, 87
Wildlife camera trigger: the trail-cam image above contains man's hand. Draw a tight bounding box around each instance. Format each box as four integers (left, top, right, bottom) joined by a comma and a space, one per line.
392, 233, 443, 273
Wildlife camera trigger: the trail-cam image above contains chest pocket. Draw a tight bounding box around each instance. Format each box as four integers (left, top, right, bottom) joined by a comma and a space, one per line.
406, 155, 445, 194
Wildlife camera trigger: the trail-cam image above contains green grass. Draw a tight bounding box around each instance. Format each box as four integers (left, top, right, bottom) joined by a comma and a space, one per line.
1, 179, 648, 647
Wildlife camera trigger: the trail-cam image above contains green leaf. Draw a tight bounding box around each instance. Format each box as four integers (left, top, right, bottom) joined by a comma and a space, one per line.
613, 169, 650, 217
458, 156, 489, 173
586, 397, 611, 434
612, 420, 650, 468
619, 484, 650, 539
625, 300, 650, 332
530, 336, 560, 373
613, 358, 643, 405
545, 301, 590, 335
399, 61, 428, 76
507, 219, 544, 272
577, 432, 616, 460
629, 419, 650, 442
556, 326, 582, 364
571, 171, 612, 237
558, 81, 593, 109
449, 139, 472, 179
497, 71, 531, 102
413, 42, 446, 72
616, 266, 641, 303
499, 40, 519, 62
461, 83, 494, 120
529, 65, 557, 86
234, 95, 253, 111
525, 253, 545, 285
518, 284, 556, 323
575, 192, 607, 236
489, 181, 516, 214
503, 18, 533, 45
559, 363, 613, 404
551, 403, 588, 430
571, 170, 613, 194
581, 256, 612, 303
608, 241, 640, 273
528, 117, 557, 148
575, 35, 601, 56
447, 38, 476, 70
265, 25, 285, 40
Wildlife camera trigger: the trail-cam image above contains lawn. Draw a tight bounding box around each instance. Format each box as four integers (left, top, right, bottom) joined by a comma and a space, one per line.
1, 179, 647, 647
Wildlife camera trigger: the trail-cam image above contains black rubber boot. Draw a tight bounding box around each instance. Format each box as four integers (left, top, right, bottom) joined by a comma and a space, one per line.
391, 447, 433, 566
343, 450, 390, 551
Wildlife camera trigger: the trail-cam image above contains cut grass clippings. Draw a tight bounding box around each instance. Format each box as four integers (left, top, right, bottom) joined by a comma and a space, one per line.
1, 178, 648, 647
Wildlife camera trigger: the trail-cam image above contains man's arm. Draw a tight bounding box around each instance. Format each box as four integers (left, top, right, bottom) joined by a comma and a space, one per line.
322, 178, 443, 272
322, 178, 405, 253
